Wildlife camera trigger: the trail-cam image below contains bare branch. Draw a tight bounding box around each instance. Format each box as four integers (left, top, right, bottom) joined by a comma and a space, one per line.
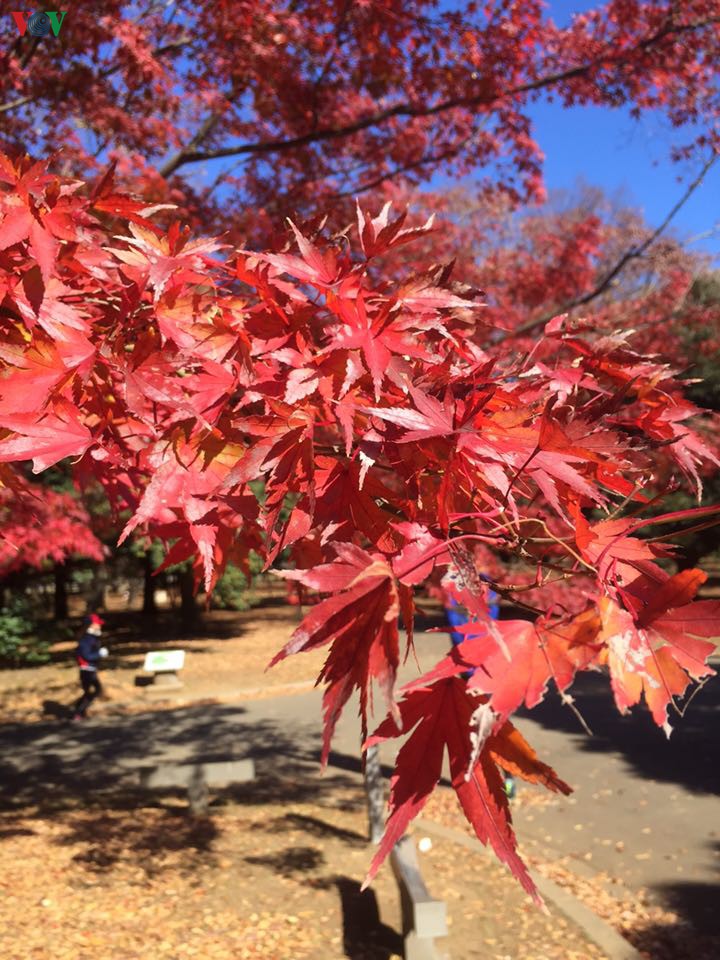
0, 94, 35, 116
159, 113, 222, 178
505, 152, 719, 340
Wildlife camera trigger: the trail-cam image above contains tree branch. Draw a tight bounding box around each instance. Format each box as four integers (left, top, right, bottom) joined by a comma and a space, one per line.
506, 152, 719, 340
0, 36, 192, 116
0, 94, 35, 116
330, 133, 477, 200
158, 15, 719, 178
159, 112, 222, 178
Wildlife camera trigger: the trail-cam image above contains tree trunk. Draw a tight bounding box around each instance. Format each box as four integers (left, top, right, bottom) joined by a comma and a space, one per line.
143, 550, 157, 615
179, 566, 196, 623
54, 562, 68, 620
87, 563, 108, 612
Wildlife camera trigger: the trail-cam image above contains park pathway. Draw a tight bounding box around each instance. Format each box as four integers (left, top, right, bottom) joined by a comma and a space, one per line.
1, 632, 717, 941
511, 668, 719, 939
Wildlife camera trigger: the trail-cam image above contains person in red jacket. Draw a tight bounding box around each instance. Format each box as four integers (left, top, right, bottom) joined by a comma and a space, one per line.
72, 613, 108, 721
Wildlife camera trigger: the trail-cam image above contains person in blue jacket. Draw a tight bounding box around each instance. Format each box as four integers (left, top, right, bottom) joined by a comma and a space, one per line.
445, 580, 500, 647
72, 613, 108, 721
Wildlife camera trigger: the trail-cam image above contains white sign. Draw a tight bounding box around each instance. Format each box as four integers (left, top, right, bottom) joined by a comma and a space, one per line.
143, 649, 186, 673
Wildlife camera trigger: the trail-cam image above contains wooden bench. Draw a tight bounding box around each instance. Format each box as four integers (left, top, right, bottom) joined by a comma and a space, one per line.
390, 835, 449, 960
139, 758, 256, 813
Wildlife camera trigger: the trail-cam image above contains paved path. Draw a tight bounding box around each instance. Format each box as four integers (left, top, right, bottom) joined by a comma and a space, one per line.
1, 632, 717, 937
511, 667, 720, 936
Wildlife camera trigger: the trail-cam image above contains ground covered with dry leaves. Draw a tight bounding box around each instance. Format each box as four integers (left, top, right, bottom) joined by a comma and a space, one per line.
0, 598, 715, 959
0, 771, 609, 960
424, 788, 718, 960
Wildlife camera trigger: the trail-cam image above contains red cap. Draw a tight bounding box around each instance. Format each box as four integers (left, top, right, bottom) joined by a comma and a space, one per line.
87, 613, 105, 626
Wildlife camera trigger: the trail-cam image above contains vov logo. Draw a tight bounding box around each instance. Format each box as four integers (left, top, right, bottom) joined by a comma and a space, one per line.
11, 11, 67, 37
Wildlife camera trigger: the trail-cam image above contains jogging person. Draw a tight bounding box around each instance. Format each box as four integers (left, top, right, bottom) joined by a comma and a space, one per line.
72, 613, 108, 721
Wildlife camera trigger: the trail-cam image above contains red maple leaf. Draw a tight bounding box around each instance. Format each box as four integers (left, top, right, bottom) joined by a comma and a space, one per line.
109, 222, 222, 301
404, 609, 601, 721
313, 456, 401, 554
599, 574, 719, 734
363, 676, 570, 903
574, 513, 665, 590
0, 401, 92, 472
228, 405, 316, 562
356, 202, 436, 259
260, 220, 346, 288
271, 544, 403, 763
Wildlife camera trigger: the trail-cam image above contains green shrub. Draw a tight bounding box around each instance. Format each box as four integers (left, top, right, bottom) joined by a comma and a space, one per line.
212, 564, 255, 611
247, 550, 264, 578
0, 597, 51, 666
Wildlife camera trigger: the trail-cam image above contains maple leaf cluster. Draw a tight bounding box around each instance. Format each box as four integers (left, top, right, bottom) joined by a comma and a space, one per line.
0, 157, 718, 904
369, 183, 720, 366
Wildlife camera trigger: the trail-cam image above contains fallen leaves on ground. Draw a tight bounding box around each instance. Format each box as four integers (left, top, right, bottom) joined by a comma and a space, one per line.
0, 773, 608, 960
423, 784, 717, 960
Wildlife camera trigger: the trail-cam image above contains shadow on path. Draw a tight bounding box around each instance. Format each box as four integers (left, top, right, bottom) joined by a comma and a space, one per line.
55, 807, 221, 874
0, 700, 367, 892
651, 840, 720, 936
335, 877, 404, 960
618, 839, 720, 958
519, 669, 720, 795
0, 701, 337, 817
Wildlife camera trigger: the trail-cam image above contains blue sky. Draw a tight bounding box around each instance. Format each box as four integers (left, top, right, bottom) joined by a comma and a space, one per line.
425, 0, 719, 259
526, 2, 720, 259
527, 99, 720, 260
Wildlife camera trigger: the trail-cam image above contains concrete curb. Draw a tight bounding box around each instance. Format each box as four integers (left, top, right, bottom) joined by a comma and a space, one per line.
415, 818, 643, 960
